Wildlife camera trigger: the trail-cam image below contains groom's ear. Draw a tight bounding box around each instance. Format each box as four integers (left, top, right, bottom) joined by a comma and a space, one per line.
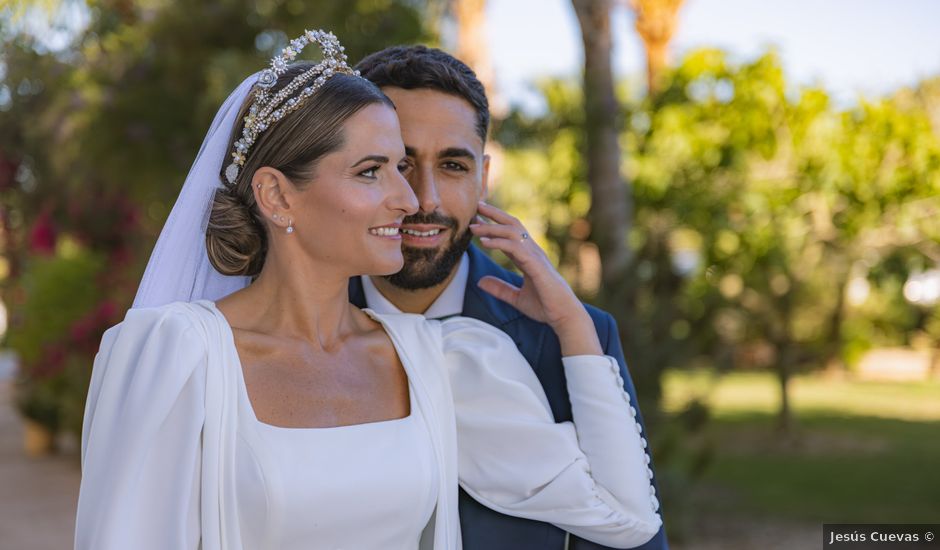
251, 166, 294, 218
481, 153, 491, 199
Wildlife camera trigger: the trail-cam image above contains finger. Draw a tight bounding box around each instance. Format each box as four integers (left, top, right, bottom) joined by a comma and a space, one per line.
478, 235, 556, 283
477, 236, 535, 270
477, 275, 520, 307
470, 223, 531, 242
477, 235, 522, 254
473, 226, 543, 269
476, 201, 521, 227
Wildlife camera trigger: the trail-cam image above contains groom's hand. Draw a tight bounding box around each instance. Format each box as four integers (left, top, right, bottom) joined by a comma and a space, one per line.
470, 201, 602, 356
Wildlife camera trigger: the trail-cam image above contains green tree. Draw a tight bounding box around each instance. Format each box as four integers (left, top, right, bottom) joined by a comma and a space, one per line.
497, 48, 940, 433
0, 0, 430, 436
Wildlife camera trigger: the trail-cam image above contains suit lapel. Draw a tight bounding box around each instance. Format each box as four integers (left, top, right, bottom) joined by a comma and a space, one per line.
461, 245, 525, 329
348, 276, 367, 309
460, 246, 551, 376
354, 249, 534, 358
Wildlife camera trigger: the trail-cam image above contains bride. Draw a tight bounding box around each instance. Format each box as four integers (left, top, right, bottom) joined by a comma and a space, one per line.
74, 30, 661, 550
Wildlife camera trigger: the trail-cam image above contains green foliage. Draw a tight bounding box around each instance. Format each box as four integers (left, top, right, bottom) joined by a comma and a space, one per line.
0, 0, 431, 437
648, 396, 714, 539
496, 50, 940, 432
6, 242, 104, 431
495, 80, 589, 269
665, 370, 940, 525
648, 51, 939, 388
1, 0, 430, 224
6, 245, 102, 362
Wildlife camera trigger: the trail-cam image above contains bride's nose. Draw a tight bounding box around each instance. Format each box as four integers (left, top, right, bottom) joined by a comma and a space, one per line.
389, 168, 419, 216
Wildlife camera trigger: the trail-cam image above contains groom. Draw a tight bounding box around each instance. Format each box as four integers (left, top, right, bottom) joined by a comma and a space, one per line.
352, 46, 668, 550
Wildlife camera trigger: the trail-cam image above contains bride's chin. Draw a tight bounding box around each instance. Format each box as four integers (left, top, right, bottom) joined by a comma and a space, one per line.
369, 256, 404, 277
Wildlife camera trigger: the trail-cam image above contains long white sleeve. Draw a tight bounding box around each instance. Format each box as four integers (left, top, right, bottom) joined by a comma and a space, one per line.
441, 316, 661, 549
75, 305, 207, 550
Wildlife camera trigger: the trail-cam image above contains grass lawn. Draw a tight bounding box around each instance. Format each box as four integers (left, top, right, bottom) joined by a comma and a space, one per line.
662, 370, 940, 524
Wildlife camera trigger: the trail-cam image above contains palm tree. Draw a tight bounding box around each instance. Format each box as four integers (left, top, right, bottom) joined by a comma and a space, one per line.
437, 0, 506, 117
572, 0, 632, 292
629, 0, 685, 95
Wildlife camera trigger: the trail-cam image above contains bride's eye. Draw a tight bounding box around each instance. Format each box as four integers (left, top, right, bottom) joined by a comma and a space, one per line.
359, 165, 380, 179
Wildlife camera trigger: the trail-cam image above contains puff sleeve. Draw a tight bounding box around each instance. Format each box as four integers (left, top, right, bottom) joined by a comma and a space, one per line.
75, 305, 207, 550
442, 316, 661, 549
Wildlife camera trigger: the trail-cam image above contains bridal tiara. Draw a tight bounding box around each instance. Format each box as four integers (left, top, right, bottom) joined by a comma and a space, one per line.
224, 29, 360, 185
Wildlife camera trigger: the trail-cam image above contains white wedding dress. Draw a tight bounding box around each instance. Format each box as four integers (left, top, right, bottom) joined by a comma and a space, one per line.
75, 300, 661, 550
235, 360, 438, 549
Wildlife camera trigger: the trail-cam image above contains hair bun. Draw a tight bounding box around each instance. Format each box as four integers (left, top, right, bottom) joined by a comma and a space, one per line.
205, 187, 267, 276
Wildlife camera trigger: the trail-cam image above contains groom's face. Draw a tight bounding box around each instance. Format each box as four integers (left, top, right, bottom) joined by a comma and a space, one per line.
380, 87, 489, 290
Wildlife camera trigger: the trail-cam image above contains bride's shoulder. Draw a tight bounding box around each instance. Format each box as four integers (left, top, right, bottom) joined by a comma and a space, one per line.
88, 303, 212, 443
117, 300, 205, 329
102, 300, 215, 355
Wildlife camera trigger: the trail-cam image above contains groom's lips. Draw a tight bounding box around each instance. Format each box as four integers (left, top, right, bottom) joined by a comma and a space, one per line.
400, 224, 449, 248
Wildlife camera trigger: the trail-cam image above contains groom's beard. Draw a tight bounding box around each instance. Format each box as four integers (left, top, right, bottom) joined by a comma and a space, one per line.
384, 213, 473, 291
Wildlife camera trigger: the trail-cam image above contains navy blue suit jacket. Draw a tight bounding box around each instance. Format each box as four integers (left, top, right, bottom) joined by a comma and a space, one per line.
349, 244, 668, 550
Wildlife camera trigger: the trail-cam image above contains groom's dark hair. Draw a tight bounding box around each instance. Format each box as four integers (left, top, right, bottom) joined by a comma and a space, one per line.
355, 45, 489, 143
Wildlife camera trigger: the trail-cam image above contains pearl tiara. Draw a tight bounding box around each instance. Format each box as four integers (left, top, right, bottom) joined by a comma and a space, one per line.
224, 29, 360, 185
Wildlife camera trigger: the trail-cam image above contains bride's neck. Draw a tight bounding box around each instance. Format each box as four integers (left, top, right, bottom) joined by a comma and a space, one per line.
224, 251, 357, 349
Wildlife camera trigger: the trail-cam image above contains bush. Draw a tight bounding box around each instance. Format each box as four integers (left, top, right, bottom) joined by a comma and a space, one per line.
5, 242, 111, 439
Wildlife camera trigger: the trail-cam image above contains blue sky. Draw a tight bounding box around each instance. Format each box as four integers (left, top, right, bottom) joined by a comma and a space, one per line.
487, 0, 940, 110
10, 0, 940, 110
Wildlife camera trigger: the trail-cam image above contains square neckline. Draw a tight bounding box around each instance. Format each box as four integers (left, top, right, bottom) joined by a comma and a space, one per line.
206, 301, 415, 432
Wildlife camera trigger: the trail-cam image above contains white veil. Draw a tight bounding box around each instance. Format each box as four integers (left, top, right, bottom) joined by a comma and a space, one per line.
132, 73, 260, 308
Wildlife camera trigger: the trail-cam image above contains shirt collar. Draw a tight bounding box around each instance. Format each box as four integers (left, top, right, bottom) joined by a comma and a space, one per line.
361, 252, 469, 319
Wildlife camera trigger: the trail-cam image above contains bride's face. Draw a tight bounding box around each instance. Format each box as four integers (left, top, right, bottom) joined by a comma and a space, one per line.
288, 103, 418, 277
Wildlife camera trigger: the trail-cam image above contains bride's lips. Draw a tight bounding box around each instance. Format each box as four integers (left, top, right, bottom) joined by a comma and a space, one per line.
400, 224, 449, 248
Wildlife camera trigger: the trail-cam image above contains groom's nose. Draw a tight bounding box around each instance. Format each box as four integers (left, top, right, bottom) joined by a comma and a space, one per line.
409, 163, 442, 214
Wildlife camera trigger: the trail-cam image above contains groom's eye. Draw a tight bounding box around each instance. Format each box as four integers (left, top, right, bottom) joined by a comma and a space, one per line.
442, 161, 467, 172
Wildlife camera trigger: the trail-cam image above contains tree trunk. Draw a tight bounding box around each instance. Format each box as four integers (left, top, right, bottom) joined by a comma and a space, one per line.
573, 0, 668, 421
776, 350, 793, 434
768, 221, 800, 435
572, 0, 632, 287
774, 298, 797, 435
822, 269, 849, 371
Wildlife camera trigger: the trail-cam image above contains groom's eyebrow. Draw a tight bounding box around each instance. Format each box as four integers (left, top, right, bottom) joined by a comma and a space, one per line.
351, 155, 389, 166
438, 147, 475, 160
402, 146, 476, 161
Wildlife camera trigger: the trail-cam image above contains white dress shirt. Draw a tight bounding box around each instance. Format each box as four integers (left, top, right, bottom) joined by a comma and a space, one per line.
361, 253, 470, 319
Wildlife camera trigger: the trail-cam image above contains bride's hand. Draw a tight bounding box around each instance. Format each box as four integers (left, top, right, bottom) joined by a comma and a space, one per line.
470, 201, 602, 357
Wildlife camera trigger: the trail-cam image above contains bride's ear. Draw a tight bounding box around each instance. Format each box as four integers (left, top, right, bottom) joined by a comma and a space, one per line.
251, 167, 294, 222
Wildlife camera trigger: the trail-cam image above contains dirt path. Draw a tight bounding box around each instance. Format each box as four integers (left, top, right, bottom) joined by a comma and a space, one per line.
670, 517, 819, 550
0, 378, 81, 550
